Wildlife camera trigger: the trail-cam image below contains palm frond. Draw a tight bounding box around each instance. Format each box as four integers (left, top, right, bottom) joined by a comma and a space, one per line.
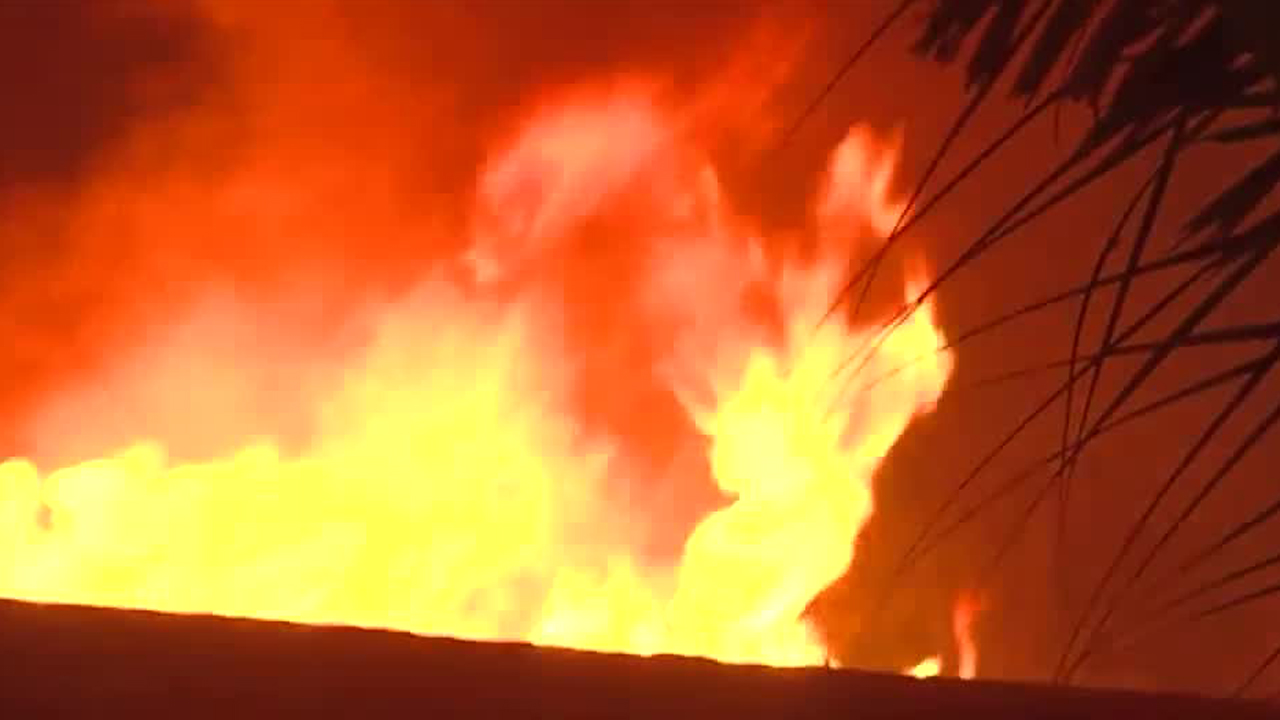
807, 0, 1280, 694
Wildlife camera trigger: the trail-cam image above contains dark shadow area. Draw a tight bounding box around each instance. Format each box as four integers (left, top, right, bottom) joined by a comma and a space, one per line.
0, 599, 1272, 718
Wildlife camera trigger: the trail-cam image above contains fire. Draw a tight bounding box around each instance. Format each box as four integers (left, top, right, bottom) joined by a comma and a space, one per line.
954, 593, 982, 680
0, 82, 962, 671
907, 656, 943, 679
904, 594, 982, 679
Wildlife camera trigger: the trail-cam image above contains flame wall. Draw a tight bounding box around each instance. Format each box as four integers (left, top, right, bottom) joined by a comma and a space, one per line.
0, 0, 964, 674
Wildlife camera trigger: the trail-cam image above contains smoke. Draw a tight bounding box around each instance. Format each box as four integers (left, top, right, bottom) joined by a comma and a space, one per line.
0, 1, 812, 462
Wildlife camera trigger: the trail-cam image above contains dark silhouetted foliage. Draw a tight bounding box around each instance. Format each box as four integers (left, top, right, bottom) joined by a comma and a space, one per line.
811, 0, 1280, 696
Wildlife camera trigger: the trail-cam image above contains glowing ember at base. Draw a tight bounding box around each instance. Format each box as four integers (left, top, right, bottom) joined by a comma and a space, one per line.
903, 594, 981, 679
0, 85, 961, 674
906, 656, 943, 679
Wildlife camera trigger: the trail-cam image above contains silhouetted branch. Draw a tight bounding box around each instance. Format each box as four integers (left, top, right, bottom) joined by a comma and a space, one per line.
818, 0, 1280, 689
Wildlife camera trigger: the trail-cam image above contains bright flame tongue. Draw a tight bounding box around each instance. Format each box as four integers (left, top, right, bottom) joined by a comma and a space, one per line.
0, 90, 956, 670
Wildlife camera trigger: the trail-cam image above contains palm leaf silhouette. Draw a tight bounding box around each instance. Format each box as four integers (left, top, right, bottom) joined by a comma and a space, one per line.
802, 0, 1280, 696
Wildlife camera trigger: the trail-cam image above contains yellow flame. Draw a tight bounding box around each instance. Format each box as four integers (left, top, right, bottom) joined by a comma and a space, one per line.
0, 86, 962, 671
906, 656, 943, 679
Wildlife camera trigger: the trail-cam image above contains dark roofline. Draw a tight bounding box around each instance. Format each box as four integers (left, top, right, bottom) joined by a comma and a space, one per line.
0, 599, 1273, 718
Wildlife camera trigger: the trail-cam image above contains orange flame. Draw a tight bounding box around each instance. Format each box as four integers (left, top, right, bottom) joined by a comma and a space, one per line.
907, 656, 943, 679
902, 594, 982, 679
955, 593, 982, 680
0, 82, 961, 671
